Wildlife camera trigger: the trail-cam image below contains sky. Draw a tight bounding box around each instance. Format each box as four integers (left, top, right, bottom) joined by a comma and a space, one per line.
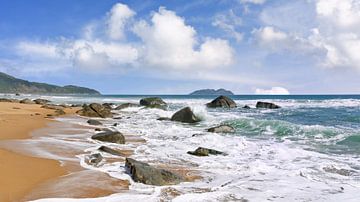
0, 0, 360, 94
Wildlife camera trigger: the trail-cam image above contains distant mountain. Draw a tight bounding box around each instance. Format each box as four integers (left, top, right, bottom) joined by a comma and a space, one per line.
0, 72, 100, 95
189, 88, 234, 96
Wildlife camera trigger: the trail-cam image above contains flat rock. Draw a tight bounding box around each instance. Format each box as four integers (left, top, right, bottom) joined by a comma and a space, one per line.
207, 125, 235, 133
87, 119, 103, 125
171, 107, 200, 123
98, 146, 123, 156
157, 117, 171, 121
33, 98, 51, 105
206, 96, 236, 108
20, 98, 35, 104
91, 131, 125, 144
115, 103, 140, 110
256, 101, 280, 109
187, 147, 225, 156
125, 158, 183, 186
0, 98, 19, 103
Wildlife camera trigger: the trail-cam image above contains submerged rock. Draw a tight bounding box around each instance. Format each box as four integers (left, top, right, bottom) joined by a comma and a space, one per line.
323, 166, 356, 176
171, 107, 201, 123
20, 98, 35, 104
98, 145, 123, 156
140, 97, 167, 109
207, 125, 235, 133
91, 131, 125, 144
85, 153, 103, 166
206, 96, 236, 108
87, 119, 102, 126
157, 117, 171, 121
76, 103, 113, 118
256, 101, 280, 109
125, 158, 183, 186
115, 103, 140, 110
187, 147, 225, 156
33, 98, 51, 105
243, 105, 251, 109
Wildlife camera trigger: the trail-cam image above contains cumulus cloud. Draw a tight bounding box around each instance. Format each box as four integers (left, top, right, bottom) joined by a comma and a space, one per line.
106, 3, 135, 40
252, 26, 288, 49
255, 87, 290, 95
133, 7, 234, 70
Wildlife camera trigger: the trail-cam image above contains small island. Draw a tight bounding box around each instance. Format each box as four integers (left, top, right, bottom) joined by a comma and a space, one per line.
189, 88, 234, 96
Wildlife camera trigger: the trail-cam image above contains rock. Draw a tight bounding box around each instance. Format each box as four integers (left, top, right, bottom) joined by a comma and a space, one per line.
125, 158, 183, 186
98, 146, 123, 156
207, 125, 235, 133
85, 153, 103, 166
54, 109, 65, 116
19, 98, 35, 104
91, 131, 125, 144
41, 104, 65, 110
94, 128, 112, 132
206, 96, 236, 108
157, 117, 171, 121
76, 103, 113, 118
187, 147, 225, 156
171, 107, 201, 123
102, 103, 113, 110
243, 105, 251, 109
140, 97, 167, 109
0, 98, 19, 103
256, 101, 280, 109
115, 103, 140, 110
113, 123, 118, 127
15, 93, 20, 96
323, 166, 356, 176
33, 98, 51, 105
87, 119, 102, 125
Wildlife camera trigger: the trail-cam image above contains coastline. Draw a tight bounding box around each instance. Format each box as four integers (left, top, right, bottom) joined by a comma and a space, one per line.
0, 102, 74, 202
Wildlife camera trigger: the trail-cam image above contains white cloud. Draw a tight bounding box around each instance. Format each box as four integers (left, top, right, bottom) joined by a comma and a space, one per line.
255, 87, 290, 95
106, 3, 135, 40
240, 0, 266, 5
133, 7, 234, 70
212, 9, 244, 42
252, 26, 290, 50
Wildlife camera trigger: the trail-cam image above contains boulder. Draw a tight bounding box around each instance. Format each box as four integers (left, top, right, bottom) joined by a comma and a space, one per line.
115, 103, 140, 110
243, 105, 251, 109
187, 147, 225, 156
98, 146, 123, 156
171, 107, 200, 123
41, 104, 65, 110
76, 103, 113, 118
256, 101, 280, 109
87, 119, 102, 126
33, 98, 51, 105
19, 98, 35, 104
207, 125, 235, 133
91, 131, 125, 144
102, 103, 113, 110
85, 153, 103, 166
140, 97, 167, 109
125, 158, 183, 186
206, 96, 236, 108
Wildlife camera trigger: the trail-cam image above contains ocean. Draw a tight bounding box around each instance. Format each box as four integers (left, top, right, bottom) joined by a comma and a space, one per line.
3, 94, 360, 201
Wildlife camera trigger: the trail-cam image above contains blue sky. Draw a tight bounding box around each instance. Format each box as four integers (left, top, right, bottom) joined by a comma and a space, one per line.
0, 0, 360, 94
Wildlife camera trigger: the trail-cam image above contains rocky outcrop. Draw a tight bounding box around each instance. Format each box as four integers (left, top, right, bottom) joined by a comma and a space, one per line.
115, 103, 140, 110
98, 146, 123, 156
125, 158, 183, 186
87, 119, 102, 126
140, 97, 167, 109
256, 101, 280, 109
85, 153, 103, 166
187, 147, 225, 156
19, 98, 35, 104
76, 103, 113, 118
171, 107, 200, 123
207, 125, 235, 133
91, 131, 125, 144
206, 96, 236, 108
33, 98, 51, 105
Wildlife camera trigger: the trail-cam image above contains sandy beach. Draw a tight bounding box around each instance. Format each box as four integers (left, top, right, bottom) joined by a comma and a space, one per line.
0, 102, 74, 202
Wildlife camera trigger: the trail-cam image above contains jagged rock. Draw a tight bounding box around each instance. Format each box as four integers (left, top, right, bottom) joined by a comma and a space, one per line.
98, 146, 123, 156
171, 107, 200, 123
206, 96, 236, 108
243, 105, 251, 109
125, 158, 183, 186
76, 103, 113, 118
33, 98, 51, 105
85, 153, 103, 166
20, 98, 35, 104
256, 101, 280, 109
157, 117, 171, 121
207, 125, 235, 133
91, 131, 125, 144
115, 103, 140, 110
140, 97, 167, 109
87, 119, 102, 125
187, 147, 225, 156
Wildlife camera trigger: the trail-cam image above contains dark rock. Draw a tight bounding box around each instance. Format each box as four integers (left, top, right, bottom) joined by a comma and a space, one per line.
256, 101, 280, 109
54, 109, 65, 116
140, 97, 167, 109
91, 131, 125, 144
323, 166, 356, 176
207, 125, 235, 133
115, 103, 140, 110
94, 128, 112, 132
171, 107, 200, 123
98, 146, 123, 156
33, 98, 51, 105
41, 104, 65, 110
85, 153, 103, 166
113, 123, 118, 127
206, 96, 236, 108
187, 147, 225, 156
87, 119, 102, 126
243, 105, 251, 109
19, 98, 35, 104
0, 98, 19, 103
76, 103, 113, 118
157, 117, 171, 121
125, 158, 183, 186
15, 93, 20, 96
102, 103, 113, 110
